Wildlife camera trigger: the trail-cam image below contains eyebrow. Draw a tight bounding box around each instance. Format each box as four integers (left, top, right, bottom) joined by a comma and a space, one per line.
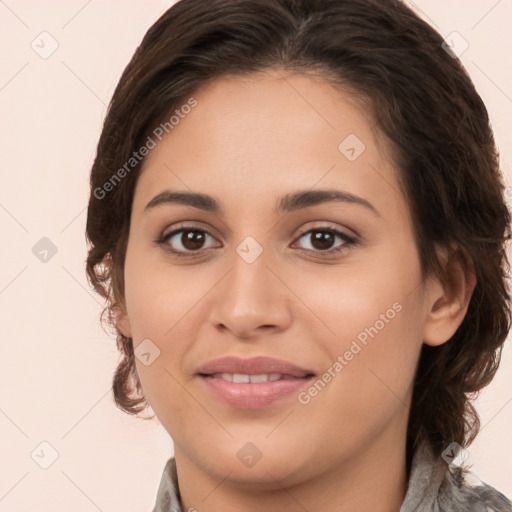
144, 189, 380, 217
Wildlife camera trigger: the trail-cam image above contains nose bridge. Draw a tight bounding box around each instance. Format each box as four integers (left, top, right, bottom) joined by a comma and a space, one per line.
228, 234, 275, 306
209, 233, 291, 337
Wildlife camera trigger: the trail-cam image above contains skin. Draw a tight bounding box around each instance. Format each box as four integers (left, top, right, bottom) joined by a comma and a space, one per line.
116, 68, 475, 512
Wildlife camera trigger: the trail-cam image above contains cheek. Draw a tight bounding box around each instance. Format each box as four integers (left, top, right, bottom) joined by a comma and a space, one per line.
303, 245, 424, 408
122, 248, 211, 415
295, 297, 423, 457
123, 243, 198, 341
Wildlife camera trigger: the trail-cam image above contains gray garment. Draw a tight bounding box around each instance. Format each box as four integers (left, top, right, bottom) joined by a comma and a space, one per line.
152, 441, 512, 512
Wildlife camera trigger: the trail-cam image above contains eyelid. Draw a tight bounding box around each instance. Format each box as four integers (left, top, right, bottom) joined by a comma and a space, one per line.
159, 220, 222, 241
294, 221, 357, 240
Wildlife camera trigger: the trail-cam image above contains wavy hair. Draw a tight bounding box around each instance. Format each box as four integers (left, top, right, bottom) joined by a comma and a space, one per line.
85, 0, 511, 464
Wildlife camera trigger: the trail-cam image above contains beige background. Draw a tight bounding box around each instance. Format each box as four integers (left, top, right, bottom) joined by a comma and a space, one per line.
0, 0, 511, 510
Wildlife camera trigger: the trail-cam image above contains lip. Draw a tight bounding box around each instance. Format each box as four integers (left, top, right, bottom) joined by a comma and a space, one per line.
197, 356, 316, 409
197, 355, 314, 377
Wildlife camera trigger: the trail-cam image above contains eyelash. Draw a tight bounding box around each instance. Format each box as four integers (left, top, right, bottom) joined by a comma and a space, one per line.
155, 224, 358, 258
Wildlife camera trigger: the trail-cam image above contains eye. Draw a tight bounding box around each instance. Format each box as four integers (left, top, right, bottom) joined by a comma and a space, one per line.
293, 227, 357, 255
157, 227, 219, 256
155, 224, 357, 258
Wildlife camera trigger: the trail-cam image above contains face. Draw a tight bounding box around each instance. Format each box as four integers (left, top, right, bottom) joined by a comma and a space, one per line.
117, 69, 461, 487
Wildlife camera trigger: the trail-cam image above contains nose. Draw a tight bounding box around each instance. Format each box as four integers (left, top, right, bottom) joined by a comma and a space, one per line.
208, 244, 293, 340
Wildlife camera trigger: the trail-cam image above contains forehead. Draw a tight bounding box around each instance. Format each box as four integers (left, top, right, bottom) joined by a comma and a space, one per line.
132, 68, 405, 221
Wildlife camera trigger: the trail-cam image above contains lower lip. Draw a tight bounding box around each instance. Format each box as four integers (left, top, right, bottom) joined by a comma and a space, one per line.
199, 375, 314, 409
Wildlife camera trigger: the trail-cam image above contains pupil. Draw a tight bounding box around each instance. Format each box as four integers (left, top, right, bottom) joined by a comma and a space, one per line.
183, 230, 205, 250
312, 231, 333, 250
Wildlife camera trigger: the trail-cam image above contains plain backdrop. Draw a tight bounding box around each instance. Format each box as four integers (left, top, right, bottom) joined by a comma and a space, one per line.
1, 0, 511, 510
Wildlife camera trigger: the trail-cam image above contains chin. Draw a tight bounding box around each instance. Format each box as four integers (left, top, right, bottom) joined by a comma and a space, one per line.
192, 438, 312, 488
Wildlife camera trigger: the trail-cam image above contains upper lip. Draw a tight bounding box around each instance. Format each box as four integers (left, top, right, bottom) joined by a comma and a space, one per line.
197, 356, 315, 378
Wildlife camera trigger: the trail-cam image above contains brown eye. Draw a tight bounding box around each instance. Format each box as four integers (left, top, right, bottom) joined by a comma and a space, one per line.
160, 228, 217, 254
294, 228, 356, 255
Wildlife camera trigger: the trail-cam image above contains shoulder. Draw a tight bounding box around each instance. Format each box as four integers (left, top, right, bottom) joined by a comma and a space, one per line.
439, 464, 512, 512
401, 440, 512, 512
152, 457, 183, 512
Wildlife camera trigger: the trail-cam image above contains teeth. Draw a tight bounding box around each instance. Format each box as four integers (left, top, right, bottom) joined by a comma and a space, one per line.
214, 373, 283, 383
233, 373, 250, 383
249, 374, 269, 383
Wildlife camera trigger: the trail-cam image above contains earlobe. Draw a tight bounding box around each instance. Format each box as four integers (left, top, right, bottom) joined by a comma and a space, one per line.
115, 305, 132, 338
422, 244, 477, 347
109, 279, 132, 338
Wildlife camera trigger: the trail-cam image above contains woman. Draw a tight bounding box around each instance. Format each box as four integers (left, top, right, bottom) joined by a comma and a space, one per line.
85, 0, 512, 510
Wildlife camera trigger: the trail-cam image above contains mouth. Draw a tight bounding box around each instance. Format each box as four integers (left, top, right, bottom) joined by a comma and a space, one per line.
196, 356, 316, 409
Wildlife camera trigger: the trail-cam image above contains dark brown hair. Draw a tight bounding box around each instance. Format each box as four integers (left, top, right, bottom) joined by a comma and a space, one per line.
85, 0, 511, 464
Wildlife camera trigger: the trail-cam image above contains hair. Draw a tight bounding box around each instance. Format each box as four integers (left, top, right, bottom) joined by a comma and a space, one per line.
85, 0, 511, 467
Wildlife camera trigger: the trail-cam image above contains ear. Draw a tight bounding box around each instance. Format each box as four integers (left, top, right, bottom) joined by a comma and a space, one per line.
109, 271, 132, 338
422, 244, 477, 347
111, 293, 132, 338
115, 306, 132, 338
